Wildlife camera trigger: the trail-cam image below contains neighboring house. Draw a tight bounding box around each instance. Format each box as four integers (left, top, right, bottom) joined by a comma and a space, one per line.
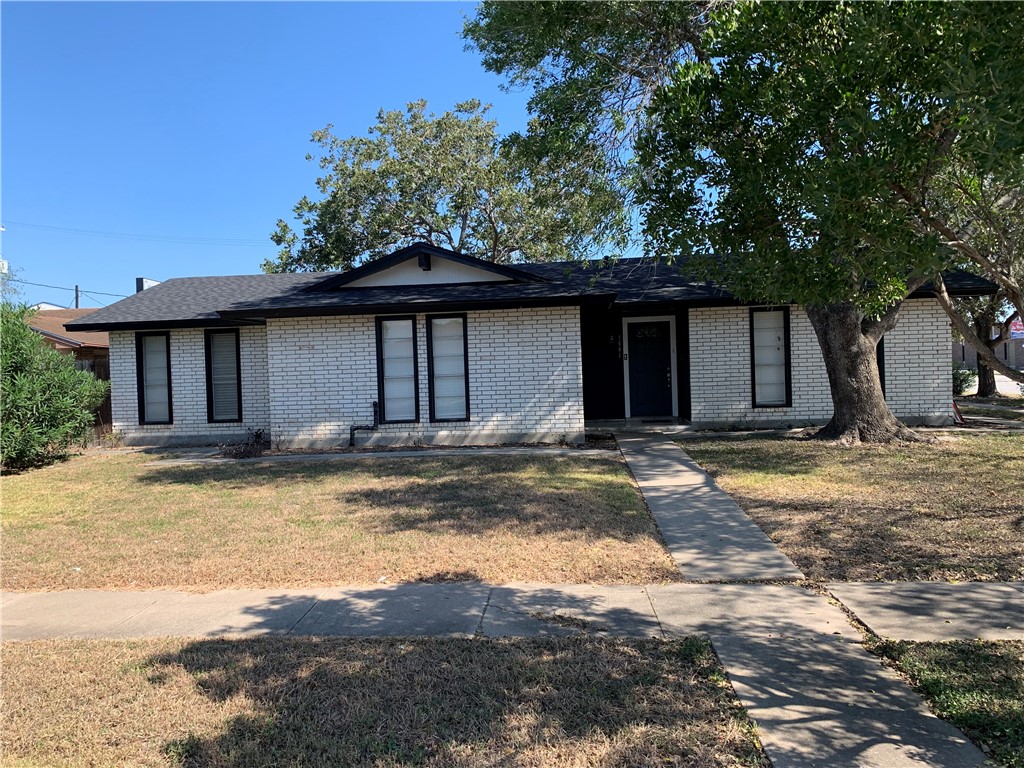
65, 243, 995, 447
30, 308, 113, 427
952, 319, 1024, 371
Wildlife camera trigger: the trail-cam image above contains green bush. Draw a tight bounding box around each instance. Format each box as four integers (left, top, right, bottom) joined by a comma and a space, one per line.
952, 361, 978, 397
1, 305, 109, 470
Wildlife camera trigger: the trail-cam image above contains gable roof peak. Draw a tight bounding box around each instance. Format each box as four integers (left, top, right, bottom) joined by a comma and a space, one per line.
303, 243, 550, 292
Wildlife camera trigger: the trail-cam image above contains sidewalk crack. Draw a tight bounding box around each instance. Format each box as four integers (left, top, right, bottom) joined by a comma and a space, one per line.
474, 587, 494, 637
284, 589, 330, 636
644, 588, 666, 639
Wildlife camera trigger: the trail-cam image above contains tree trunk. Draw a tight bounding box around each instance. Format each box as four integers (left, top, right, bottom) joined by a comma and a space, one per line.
972, 316, 999, 398
976, 357, 998, 397
805, 303, 921, 444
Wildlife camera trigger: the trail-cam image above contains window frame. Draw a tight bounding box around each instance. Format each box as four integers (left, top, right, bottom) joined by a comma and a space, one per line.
135, 331, 173, 425
748, 307, 792, 409
877, 336, 886, 398
426, 313, 470, 423
375, 315, 420, 424
204, 329, 243, 423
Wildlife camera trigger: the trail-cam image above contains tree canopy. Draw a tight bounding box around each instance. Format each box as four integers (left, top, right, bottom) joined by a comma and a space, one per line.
640, 1, 1024, 316
467, 0, 1024, 439
464, 0, 705, 240
265, 99, 626, 272
635, 1, 1024, 438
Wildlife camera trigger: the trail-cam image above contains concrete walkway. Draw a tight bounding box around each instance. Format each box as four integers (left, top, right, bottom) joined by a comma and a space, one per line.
615, 433, 805, 582
612, 433, 990, 767
830, 581, 1024, 642
8, 580, 1017, 643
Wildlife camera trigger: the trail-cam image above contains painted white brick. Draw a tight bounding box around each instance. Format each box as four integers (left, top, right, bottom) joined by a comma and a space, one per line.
265, 307, 584, 447
689, 299, 953, 427
109, 327, 270, 444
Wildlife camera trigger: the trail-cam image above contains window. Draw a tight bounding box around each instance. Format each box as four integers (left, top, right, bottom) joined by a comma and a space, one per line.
205, 330, 242, 422
427, 314, 469, 421
136, 332, 172, 424
749, 308, 791, 408
376, 316, 418, 422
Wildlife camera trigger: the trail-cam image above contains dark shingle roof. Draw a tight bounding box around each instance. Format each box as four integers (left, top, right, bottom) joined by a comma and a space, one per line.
65, 253, 996, 331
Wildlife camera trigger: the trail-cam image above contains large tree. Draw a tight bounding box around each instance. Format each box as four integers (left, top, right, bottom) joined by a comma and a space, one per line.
639, 1, 1024, 441
265, 99, 626, 272
464, 0, 705, 238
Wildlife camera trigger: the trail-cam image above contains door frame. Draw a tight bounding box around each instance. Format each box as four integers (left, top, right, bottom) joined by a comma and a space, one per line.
622, 315, 678, 419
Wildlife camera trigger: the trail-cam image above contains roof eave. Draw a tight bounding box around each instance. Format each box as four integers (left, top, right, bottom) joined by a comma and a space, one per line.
217, 293, 612, 320
64, 317, 266, 332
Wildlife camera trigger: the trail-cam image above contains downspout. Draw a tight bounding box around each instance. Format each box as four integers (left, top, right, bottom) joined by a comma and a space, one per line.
349, 401, 379, 447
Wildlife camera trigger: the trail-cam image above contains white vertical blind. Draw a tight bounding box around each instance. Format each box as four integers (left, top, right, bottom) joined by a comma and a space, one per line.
142, 335, 170, 422
430, 317, 467, 420
752, 311, 787, 406
382, 319, 416, 420
209, 332, 240, 421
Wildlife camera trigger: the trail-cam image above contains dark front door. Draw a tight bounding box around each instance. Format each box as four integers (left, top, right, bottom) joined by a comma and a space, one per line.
627, 320, 673, 417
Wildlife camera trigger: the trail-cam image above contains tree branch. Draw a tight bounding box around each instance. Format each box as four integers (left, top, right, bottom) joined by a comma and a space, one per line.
932, 274, 1024, 385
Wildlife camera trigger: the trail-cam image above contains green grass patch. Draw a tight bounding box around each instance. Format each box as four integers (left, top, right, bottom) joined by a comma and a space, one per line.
872, 640, 1024, 767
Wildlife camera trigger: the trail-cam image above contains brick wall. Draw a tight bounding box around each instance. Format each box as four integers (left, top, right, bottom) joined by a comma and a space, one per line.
109, 327, 270, 444
266, 307, 584, 447
883, 299, 955, 424
689, 299, 953, 427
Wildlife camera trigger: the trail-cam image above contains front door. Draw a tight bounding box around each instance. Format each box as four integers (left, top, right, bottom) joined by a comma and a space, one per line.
625, 320, 674, 418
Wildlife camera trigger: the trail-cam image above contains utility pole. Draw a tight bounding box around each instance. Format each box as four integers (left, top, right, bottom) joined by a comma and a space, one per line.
74, 285, 79, 308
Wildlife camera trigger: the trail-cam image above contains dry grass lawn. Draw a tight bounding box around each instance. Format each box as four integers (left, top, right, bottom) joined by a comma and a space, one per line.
1, 636, 768, 768
959, 405, 1024, 422
683, 433, 1024, 582
2, 452, 680, 591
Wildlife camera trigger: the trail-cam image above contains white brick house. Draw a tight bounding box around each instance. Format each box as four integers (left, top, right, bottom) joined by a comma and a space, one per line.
67, 243, 990, 447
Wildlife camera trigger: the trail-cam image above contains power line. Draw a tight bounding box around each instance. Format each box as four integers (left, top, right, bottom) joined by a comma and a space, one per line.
2, 219, 269, 247
8, 278, 129, 298
79, 290, 118, 306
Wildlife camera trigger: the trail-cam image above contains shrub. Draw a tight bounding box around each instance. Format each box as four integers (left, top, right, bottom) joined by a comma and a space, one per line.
1, 305, 109, 470
952, 361, 977, 397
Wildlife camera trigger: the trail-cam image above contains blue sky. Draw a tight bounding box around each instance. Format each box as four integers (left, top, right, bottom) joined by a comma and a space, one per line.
2, 1, 531, 307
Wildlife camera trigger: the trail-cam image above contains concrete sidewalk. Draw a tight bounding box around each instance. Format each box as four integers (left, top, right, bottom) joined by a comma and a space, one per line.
0, 581, 1000, 766
609, 433, 990, 767
9, 581, 1019, 643
615, 433, 805, 582
830, 581, 1024, 641
0, 582, 852, 642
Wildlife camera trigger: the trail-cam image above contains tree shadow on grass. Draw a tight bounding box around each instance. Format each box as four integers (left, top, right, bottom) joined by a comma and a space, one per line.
869, 639, 1024, 768
731, 494, 1024, 582
135, 456, 662, 545
682, 432, 1024, 482
141, 585, 766, 768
